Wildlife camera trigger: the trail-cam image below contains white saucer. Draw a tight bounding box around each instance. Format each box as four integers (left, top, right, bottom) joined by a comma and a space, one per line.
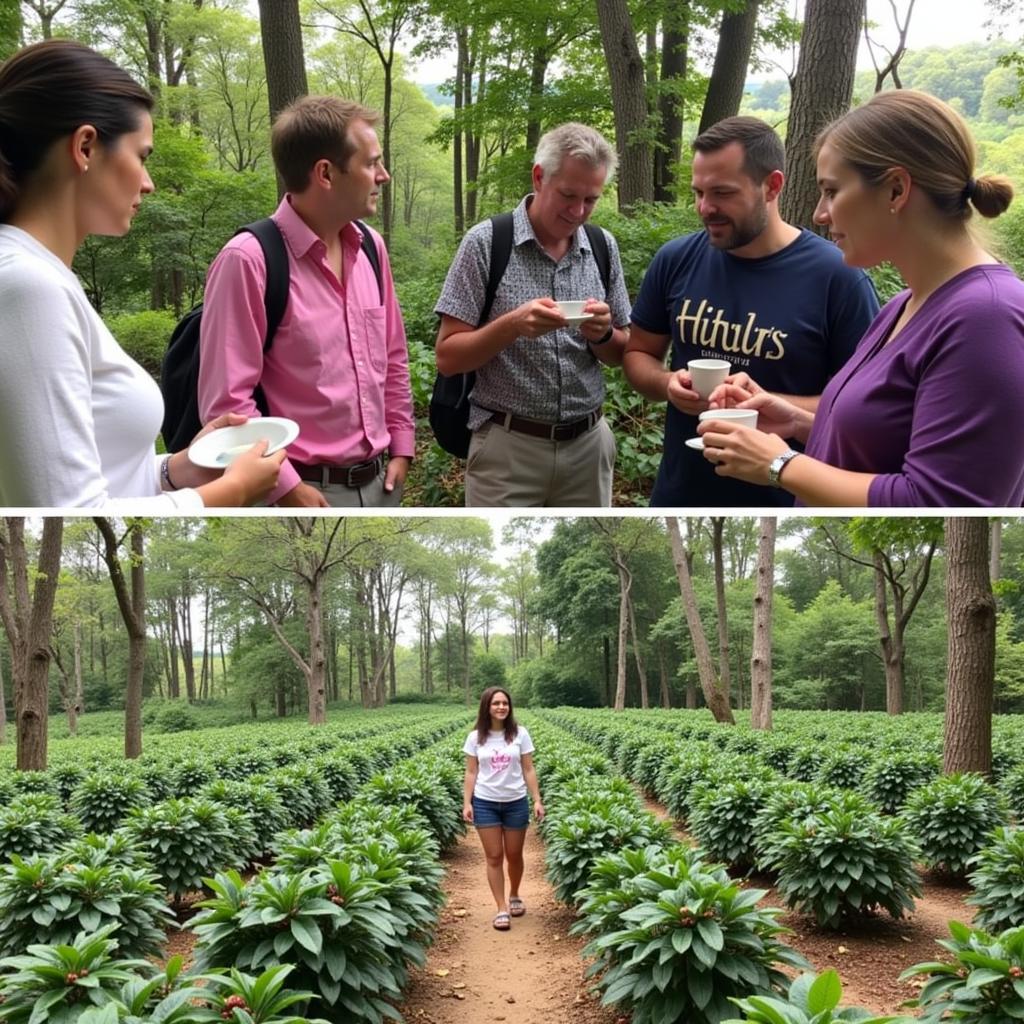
564, 313, 594, 327
684, 436, 705, 451
188, 417, 299, 468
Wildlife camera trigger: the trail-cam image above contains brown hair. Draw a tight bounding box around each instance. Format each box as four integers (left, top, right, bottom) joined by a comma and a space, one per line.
0, 39, 153, 221
474, 687, 519, 747
270, 95, 379, 193
814, 89, 1014, 221
692, 116, 786, 183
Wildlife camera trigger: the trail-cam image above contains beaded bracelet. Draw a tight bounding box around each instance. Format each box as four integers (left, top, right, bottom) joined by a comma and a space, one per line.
160, 454, 179, 491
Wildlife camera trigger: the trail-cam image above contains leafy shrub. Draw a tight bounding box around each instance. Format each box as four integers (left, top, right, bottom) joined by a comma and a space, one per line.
0, 850, 172, 959
185, 964, 331, 1024
582, 850, 807, 1024
200, 779, 290, 860
752, 781, 843, 873
864, 752, 939, 814
69, 773, 151, 834
119, 798, 244, 905
9, 770, 58, 796
0, 924, 153, 1024
817, 749, 866, 790
169, 758, 213, 797
50, 764, 88, 804
966, 826, 1024, 931
59, 832, 154, 872
155, 703, 199, 733
1001, 763, 1024, 822
900, 920, 1024, 1023
901, 773, 1008, 876
359, 767, 464, 851
259, 766, 333, 829
766, 804, 921, 929
0, 794, 81, 861
690, 779, 770, 871
107, 309, 178, 377
724, 969, 901, 1023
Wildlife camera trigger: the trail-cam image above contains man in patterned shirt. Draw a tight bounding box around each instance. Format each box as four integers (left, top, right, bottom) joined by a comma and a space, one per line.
434, 123, 631, 507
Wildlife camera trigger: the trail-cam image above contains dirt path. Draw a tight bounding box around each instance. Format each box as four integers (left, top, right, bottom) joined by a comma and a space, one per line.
399, 826, 620, 1024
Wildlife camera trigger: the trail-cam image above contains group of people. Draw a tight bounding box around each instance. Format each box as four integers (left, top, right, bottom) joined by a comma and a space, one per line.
1, 39, 1022, 509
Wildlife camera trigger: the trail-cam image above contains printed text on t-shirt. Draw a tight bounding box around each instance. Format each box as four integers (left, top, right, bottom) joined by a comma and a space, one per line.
677, 298, 787, 360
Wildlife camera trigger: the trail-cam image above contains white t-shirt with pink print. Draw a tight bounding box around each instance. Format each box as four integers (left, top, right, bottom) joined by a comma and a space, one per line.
463, 725, 535, 802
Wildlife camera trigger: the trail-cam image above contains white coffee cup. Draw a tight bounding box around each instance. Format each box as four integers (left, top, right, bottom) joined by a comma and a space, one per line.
556, 300, 587, 318
687, 358, 732, 398
698, 408, 758, 430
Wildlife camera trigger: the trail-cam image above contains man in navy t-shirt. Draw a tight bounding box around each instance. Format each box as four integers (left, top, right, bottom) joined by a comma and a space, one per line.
624, 116, 880, 507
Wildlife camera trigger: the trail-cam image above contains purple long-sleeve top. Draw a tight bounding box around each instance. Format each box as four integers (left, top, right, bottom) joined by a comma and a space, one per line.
804, 264, 1024, 507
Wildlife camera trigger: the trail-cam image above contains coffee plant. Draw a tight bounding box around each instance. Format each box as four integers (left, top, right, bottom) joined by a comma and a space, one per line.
966, 826, 1024, 931
690, 779, 770, 872
0, 794, 81, 860
901, 773, 1008, 877
69, 774, 151, 834
864, 752, 939, 815
725, 970, 905, 1023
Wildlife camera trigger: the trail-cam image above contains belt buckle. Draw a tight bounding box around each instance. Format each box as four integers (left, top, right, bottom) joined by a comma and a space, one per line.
551, 422, 573, 442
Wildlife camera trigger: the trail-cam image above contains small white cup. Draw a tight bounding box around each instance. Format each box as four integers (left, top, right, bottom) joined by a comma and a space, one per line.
687, 358, 732, 398
556, 300, 587, 318
698, 408, 758, 430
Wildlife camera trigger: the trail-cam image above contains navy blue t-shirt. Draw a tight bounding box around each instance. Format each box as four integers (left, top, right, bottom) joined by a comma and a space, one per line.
631, 229, 880, 507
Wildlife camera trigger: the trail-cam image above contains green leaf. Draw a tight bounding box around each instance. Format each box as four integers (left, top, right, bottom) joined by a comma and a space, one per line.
807, 970, 843, 1014
290, 917, 323, 956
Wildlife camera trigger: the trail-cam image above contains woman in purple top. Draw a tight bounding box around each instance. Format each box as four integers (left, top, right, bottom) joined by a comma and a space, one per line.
695, 89, 1024, 507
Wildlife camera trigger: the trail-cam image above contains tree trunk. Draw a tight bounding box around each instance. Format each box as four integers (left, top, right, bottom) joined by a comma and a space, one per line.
257, 0, 308, 199
453, 28, 466, 236
613, 561, 631, 710
0, 646, 6, 744
874, 549, 905, 715
666, 518, 735, 724
750, 516, 775, 730
943, 518, 995, 776
712, 518, 731, 706
654, 9, 688, 203
658, 645, 671, 708
603, 634, 612, 707
0, 518, 63, 770
780, 0, 866, 228
525, 44, 550, 161
699, 0, 760, 133
595, 0, 654, 210
626, 591, 649, 708
307, 575, 327, 725
990, 519, 1002, 584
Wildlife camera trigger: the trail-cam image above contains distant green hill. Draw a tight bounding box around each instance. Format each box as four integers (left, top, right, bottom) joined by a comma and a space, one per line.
418, 83, 453, 108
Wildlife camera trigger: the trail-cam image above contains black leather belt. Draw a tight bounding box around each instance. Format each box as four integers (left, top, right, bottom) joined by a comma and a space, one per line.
294, 455, 383, 488
487, 409, 602, 442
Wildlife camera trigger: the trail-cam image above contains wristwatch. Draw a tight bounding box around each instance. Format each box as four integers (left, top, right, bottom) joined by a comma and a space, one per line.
767, 449, 799, 487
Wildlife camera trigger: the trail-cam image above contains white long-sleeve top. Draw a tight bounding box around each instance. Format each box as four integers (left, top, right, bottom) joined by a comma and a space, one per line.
0, 225, 202, 510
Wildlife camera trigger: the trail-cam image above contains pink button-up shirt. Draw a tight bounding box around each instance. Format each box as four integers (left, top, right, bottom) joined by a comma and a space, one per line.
198, 197, 415, 504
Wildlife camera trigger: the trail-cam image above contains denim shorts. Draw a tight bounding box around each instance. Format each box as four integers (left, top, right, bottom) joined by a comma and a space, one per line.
472, 794, 529, 830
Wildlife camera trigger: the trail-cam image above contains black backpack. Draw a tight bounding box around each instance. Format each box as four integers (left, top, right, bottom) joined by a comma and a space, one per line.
429, 212, 611, 458
159, 218, 382, 453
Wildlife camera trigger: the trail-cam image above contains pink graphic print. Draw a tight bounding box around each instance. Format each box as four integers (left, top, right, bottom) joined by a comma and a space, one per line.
487, 744, 512, 777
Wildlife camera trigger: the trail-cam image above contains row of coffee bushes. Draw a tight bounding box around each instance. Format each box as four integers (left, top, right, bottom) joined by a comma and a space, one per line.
0, 714, 471, 1024
540, 708, 1024, 930
522, 715, 895, 1024
528, 710, 1024, 1024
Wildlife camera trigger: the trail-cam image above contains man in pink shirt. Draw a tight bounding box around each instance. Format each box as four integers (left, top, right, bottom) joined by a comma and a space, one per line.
198, 96, 414, 507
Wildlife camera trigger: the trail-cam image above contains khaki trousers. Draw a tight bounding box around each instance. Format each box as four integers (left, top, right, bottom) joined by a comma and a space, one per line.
316, 466, 404, 508
464, 417, 615, 507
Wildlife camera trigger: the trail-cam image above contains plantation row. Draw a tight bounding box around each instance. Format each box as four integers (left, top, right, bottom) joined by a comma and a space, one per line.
2, 707, 1024, 1023
525, 711, 1024, 1024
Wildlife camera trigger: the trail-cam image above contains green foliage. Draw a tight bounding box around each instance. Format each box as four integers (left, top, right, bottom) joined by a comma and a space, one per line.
901, 773, 1009, 876
184, 964, 330, 1024
724, 969, 903, 1023
690, 779, 770, 871
582, 850, 808, 1024
752, 781, 842, 873
0, 794, 81, 861
967, 827, 1024, 931
900, 920, 1024, 1023
864, 752, 939, 815
765, 801, 922, 929
0, 849, 172, 960
119, 798, 245, 904
0, 924, 153, 1024
69, 774, 151, 835
155, 703, 200, 733
106, 310, 179, 378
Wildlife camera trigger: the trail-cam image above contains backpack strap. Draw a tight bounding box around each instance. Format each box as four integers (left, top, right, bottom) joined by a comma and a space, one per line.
355, 220, 384, 304
480, 211, 515, 327
238, 219, 290, 354
583, 222, 611, 295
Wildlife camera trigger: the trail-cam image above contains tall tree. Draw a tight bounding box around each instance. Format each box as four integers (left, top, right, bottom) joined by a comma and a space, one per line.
780, 0, 866, 228
652, 0, 689, 202
666, 517, 735, 724
22, 0, 68, 40
0, 518, 63, 770
0, 644, 6, 745
943, 517, 995, 776
750, 516, 775, 730
94, 518, 146, 759
699, 0, 761, 132
257, 0, 308, 197
864, 0, 918, 92
595, 0, 654, 209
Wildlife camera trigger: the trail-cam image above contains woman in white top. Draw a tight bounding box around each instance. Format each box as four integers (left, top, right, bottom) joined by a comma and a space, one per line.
462, 686, 544, 931
0, 40, 284, 509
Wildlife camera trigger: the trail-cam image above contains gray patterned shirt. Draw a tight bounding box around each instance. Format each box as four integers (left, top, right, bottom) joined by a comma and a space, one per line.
435, 196, 631, 429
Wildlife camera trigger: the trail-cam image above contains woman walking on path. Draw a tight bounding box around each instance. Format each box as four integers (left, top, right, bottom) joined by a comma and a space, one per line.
463, 687, 544, 932
0, 40, 283, 508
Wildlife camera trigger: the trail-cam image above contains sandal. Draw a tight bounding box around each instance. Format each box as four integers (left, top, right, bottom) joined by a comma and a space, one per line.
493, 911, 511, 930
509, 897, 526, 917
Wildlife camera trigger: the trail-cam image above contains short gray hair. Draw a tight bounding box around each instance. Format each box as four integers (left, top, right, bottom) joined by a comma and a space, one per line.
534, 123, 617, 183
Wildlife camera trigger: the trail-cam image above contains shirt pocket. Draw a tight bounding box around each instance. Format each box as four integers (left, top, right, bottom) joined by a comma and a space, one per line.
364, 306, 388, 373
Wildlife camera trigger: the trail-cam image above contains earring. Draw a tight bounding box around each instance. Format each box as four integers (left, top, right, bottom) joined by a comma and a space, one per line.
889, 207, 895, 214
